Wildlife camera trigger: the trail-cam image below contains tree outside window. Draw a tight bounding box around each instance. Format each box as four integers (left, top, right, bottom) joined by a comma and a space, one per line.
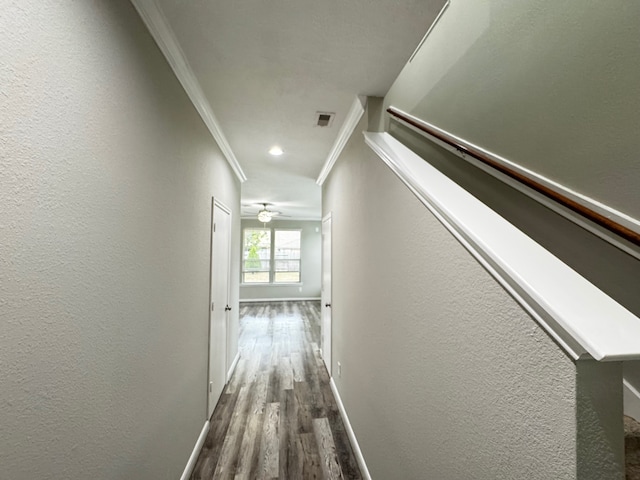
242, 229, 270, 283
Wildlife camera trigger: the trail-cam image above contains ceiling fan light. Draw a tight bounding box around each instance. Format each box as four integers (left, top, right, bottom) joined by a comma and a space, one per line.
258, 210, 273, 222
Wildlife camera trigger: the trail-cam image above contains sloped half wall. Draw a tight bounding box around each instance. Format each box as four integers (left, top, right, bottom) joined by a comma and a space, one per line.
321, 110, 623, 479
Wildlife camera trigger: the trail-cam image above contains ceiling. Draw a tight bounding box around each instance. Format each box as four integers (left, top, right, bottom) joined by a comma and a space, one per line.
153, 0, 445, 220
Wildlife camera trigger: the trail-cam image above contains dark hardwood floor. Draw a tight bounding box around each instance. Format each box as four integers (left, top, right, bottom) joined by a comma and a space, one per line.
191, 301, 362, 480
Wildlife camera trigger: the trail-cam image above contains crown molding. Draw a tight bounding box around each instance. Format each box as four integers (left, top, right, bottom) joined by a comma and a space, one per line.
316, 95, 367, 186
131, 0, 247, 183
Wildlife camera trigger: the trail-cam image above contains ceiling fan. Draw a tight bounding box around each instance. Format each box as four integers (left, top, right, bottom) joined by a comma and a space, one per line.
243, 203, 289, 223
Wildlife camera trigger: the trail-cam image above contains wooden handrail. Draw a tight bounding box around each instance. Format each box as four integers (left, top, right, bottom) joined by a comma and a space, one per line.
387, 106, 640, 248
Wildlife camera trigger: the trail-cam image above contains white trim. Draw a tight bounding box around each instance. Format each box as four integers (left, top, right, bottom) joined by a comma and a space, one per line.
227, 351, 240, 383
389, 107, 640, 260
241, 283, 304, 287
213, 197, 232, 215
330, 379, 372, 480
239, 297, 321, 303
180, 421, 210, 480
130, 0, 247, 183
365, 132, 640, 361
316, 96, 367, 186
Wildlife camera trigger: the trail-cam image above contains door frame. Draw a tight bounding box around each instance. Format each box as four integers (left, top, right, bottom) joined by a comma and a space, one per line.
321, 212, 332, 375
207, 197, 232, 419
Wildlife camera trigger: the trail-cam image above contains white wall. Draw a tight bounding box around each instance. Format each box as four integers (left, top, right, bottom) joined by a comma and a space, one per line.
239, 219, 321, 300
0, 1, 240, 478
383, 0, 640, 421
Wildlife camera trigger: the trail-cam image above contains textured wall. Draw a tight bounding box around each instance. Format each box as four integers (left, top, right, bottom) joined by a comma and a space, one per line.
384, 0, 640, 421
384, 0, 640, 220
322, 110, 623, 478
239, 219, 321, 300
0, 1, 240, 478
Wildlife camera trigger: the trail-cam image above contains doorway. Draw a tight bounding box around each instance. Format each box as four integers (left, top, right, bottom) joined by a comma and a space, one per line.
208, 198, 232, 419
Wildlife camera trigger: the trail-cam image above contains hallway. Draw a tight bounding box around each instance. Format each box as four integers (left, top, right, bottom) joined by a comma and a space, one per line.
191, 301, 362, 479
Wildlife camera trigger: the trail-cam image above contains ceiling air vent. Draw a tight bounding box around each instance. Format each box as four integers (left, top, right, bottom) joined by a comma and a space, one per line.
315, 112, 335, 127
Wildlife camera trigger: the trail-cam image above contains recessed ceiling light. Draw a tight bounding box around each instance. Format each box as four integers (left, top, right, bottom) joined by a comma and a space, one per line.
269, 146, 284, 156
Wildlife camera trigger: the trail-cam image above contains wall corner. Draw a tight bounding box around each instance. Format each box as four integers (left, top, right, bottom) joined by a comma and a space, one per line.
577, 360, 625, 479
366, 96, 385, 133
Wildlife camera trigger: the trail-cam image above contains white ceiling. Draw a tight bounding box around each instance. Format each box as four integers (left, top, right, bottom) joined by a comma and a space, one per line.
154, 0, 445, 220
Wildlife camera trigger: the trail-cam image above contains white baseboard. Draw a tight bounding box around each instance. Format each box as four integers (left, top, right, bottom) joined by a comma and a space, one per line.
239, 297, 321, 303
624, 378, 640, 421
227, 352, 240, 383
180, 420, 210, 480
329, 378, 372, 480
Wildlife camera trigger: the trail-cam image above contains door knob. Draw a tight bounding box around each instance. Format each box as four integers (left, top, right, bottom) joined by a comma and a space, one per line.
225, 305, 232, 311
325, 303, 331, 308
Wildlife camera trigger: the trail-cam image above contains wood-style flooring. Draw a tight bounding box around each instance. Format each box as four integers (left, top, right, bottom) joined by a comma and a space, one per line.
191, 301, 362, 480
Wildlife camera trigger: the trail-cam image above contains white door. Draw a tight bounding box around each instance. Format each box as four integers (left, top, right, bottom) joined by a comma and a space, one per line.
208, 199, 232, 419
321, 213, 332, 375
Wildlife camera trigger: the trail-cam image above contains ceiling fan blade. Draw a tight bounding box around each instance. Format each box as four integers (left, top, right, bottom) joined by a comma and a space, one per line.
242, 202, 296, 219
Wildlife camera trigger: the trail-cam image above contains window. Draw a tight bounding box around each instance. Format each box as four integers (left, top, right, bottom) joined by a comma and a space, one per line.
242, 228, 301, 284
274, 230, 301, 283
242, 229, 271, 283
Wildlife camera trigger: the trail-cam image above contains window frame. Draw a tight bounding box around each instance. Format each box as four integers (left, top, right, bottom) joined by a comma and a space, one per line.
241, 227, 302, 285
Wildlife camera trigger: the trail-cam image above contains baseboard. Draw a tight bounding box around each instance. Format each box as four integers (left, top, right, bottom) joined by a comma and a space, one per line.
239, 297, 321, 303
329, 378, 372, 480
227, 352, 240, 383
624, 378, 640, 421
180, 420, 210, 480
